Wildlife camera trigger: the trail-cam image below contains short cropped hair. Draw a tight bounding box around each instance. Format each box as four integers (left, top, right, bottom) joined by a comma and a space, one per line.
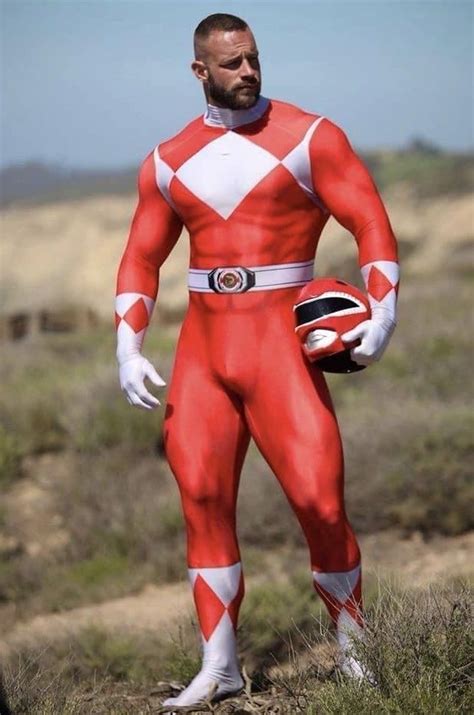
194, 13, 249, 58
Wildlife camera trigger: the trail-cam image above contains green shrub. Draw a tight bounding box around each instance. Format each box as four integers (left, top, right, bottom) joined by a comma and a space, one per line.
67, 553, 130, 587
161, 624, 201, 683
343, 404, 474, 535
56, 449, 185, 568
239, 572, 323, 669
0, 449, 187, 614
364, 151, 474, 198
1, 396, 67, 456
40, 553, 132, 613
65, 623, 200, 686
67, 627, 152, 682
72, 395, 162, 453
1, 623, 200, 712
0, 652, 87, 715
0, 426, 23, 485
387, 415, 474, 535
302, 582, 474, 714
0, 330, 172, 458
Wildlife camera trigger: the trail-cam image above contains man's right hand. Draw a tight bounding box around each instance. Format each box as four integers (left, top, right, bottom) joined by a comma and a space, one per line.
118, 355, 166, 410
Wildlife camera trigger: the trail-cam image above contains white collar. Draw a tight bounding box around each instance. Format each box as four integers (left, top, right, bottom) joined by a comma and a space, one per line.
203, 96, 270, 129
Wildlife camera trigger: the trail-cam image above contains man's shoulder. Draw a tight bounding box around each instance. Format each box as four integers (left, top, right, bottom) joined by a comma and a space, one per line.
268, 97, 324, 129
152, 113, 205, 162
268, 98, 348, 139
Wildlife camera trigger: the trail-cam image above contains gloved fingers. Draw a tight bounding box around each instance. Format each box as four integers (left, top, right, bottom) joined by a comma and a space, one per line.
119, 356, 165, 408
344, 319, 391, 365
350, 335, 377, 365
144, 362, 166, 388
351, 337, 389, 365
341, 323, 368, 343
136, 386, 160, 408
127, 390, 155, 410
350, 348, 374, 366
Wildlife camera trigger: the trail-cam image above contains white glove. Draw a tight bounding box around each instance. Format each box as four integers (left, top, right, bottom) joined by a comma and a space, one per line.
342, 318, 395, 366
118, 355, 166, 410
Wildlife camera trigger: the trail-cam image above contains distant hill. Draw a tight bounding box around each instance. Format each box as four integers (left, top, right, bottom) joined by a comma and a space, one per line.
1, 143, 473, 206
363, 149, 474, 199
0, 162, 136, 206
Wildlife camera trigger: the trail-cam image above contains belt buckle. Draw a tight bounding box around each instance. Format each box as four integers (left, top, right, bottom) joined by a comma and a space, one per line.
208, 267, 256, 294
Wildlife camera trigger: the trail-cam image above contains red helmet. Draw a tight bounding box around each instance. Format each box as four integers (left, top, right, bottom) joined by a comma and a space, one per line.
294, 277, 371, 373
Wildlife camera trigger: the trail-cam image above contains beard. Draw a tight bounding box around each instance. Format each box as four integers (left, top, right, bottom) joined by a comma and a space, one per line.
207, 72, 261, 110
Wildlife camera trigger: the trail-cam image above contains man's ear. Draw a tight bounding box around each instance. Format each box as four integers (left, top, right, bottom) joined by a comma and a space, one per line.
191, 60, 208, 83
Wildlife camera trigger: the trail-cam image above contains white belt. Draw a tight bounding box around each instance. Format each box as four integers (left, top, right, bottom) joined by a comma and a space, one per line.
188, 260, 314, 294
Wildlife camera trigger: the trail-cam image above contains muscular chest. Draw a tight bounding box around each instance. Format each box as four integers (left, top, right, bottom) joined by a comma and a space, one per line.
169, 130, 311, 222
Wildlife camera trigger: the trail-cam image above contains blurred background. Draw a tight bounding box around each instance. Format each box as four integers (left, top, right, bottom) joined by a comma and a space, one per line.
1, 1, 473, 713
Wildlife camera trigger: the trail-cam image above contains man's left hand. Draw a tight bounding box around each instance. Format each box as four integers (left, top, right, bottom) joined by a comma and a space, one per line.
342, 320, 395, 366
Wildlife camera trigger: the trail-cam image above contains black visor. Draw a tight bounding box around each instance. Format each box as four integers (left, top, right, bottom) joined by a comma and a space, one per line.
295, 296, 360, 327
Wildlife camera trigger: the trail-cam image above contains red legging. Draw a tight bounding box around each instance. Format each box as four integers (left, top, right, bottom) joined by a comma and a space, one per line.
163, 288, 360, 573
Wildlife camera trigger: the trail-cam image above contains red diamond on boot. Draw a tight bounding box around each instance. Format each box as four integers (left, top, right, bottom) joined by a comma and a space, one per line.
193, 574, 227, 641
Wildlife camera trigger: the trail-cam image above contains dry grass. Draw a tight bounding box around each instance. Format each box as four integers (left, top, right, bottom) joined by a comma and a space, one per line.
297, 581, 473, 714
1, 579, 472, 714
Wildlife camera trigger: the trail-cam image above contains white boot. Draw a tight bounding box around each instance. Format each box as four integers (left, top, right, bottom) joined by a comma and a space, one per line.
312, 564, 369, 680
337, 609, 366, 679
163, 562, 245, 709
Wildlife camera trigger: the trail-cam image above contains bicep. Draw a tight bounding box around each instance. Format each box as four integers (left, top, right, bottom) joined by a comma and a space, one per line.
117, 152, 183, 295
125, 152, 183, 267
310, 120, 393, 240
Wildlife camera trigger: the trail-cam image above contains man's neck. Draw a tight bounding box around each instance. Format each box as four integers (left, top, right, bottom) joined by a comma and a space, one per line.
203, 96, 269, 129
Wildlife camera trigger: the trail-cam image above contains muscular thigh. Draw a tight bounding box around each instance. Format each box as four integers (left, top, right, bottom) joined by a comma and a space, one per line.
245, 326, 344, 510
163, 331, 250, 507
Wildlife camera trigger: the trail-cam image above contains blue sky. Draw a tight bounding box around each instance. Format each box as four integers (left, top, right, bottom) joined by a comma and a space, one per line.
2, 0, 472, 168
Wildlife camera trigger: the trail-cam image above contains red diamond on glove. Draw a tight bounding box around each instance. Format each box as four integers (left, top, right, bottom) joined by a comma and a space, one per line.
122, 298, 149, 333
367, 266, 394, 302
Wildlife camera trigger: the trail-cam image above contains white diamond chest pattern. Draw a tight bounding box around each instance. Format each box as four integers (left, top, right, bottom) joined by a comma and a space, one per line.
174, 132, 280, 220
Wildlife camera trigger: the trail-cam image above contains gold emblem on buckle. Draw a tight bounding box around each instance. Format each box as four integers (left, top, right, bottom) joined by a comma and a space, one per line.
219, 270, 243, 291
209, 266, 256, 293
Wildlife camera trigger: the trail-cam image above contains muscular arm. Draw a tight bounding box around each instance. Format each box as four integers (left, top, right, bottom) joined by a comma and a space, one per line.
310, 118, 397, 265
115, 150, 183, 406
117, 151, 182, 301
310, 119, 400, 363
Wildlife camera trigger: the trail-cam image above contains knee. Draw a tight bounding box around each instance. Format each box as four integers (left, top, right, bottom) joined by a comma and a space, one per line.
173, 468, 235, 526
293, 493, 346, 530
165, 436, 235, 520
316, 502, 347, 529
180, 477, 222, 509
180, 482, 235, 539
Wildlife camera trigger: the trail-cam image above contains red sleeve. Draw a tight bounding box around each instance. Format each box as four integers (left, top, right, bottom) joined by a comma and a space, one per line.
309, 119, 398, 266
116, 151, 183, 299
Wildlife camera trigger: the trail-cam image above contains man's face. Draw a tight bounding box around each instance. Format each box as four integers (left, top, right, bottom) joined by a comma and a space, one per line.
193, 28, 261, 109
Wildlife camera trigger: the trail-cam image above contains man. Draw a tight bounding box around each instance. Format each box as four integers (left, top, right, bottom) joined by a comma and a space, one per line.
115, 13, 399, 709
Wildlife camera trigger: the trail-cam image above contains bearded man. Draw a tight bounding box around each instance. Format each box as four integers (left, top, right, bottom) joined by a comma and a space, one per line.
115, 12, 399, 709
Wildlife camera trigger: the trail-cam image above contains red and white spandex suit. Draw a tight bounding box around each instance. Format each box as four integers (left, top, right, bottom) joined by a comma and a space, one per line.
115, 96, 399, 705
